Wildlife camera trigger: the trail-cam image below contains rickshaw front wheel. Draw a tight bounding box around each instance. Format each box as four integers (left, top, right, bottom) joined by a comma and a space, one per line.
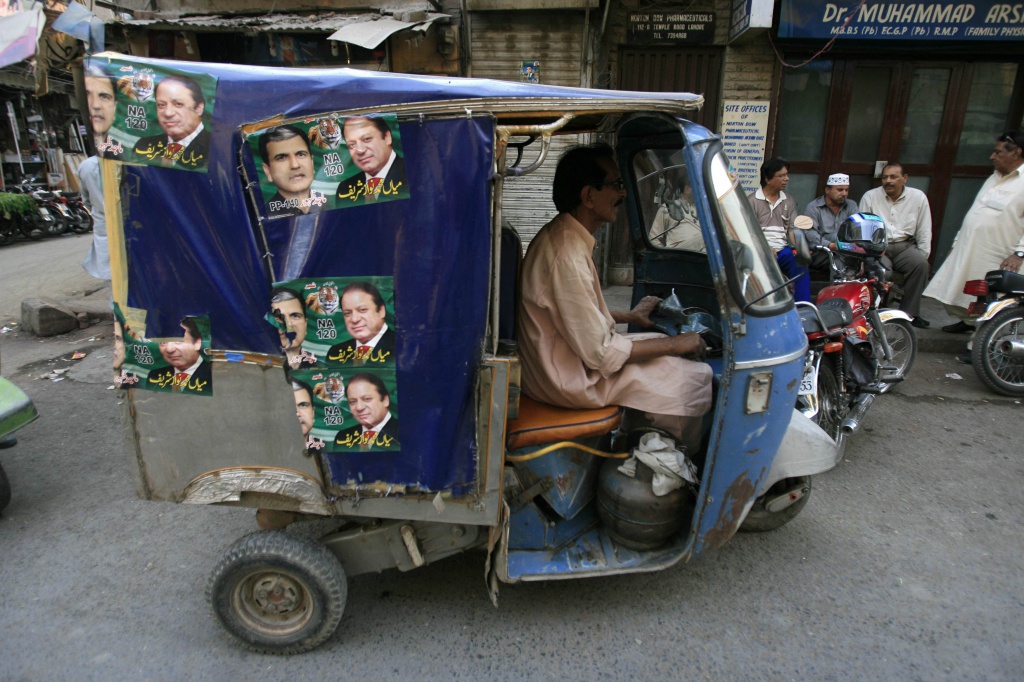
207, 530, 347, 654
738, 476, 812, 533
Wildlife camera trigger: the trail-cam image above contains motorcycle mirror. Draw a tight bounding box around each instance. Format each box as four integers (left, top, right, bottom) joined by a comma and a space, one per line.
791, 229, 813, 266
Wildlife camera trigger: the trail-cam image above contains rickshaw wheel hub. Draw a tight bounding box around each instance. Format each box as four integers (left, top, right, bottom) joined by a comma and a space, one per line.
249, 574, 302, 615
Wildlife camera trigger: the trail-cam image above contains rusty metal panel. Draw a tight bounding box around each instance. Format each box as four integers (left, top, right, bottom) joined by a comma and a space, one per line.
121, 359, 320, 502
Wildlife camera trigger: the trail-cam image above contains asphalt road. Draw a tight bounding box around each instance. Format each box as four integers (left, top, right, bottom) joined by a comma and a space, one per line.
1, 238, 1022, 679
0, 233, 103, 326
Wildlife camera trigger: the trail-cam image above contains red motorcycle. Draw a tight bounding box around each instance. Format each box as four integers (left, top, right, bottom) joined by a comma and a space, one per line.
793, 213, 919, 453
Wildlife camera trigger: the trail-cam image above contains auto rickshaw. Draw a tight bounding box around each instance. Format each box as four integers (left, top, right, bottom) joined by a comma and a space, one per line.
91, 52, 838, 654
0, 359, 39, 514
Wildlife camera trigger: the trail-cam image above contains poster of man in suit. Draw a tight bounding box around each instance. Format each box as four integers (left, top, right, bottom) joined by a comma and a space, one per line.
244, 112, 410, 219
113, 305, 213, 397
267, 276, 395, 369
85, 56, 218, 173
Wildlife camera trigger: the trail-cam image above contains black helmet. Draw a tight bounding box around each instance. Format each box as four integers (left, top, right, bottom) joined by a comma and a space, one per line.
837, 212, 887, 258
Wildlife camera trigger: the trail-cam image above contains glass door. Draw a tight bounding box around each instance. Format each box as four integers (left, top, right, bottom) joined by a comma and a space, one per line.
776, 59, 1022, 267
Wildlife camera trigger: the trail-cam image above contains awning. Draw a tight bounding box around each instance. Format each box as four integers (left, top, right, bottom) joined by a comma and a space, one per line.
110, 5, 449, 48
327, 14, 447, 50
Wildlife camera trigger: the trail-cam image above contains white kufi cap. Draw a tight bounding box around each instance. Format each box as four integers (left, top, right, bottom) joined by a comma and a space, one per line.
826, 173, 850, 186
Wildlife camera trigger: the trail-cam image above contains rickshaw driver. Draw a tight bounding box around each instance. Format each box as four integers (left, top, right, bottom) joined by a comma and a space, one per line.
517, 145, 714, 454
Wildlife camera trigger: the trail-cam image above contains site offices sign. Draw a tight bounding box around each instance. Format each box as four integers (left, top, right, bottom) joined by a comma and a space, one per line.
779, 1, 1024, 40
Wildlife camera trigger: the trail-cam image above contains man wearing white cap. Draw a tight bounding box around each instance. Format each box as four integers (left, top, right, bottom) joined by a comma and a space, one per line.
803, 172, 859, 274
859, 162, 932, 328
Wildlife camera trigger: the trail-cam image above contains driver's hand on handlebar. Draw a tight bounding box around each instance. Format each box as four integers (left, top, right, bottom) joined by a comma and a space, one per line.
672, 332, 708, 361
631, 295, 662, 328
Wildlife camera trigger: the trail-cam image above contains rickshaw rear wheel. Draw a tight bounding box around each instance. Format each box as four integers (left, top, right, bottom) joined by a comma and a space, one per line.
207, 530, 347, 654
738, 476, 812, 533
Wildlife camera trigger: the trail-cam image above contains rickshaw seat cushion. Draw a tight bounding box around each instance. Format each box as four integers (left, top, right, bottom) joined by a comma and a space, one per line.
506, 395, 622, 449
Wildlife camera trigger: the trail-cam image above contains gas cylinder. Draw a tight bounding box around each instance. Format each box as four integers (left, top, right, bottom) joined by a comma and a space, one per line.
595, 457, 694, 551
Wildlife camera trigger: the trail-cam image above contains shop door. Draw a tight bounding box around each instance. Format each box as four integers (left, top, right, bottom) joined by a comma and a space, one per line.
619, 47, 722, 130
777, 60, 1022, 266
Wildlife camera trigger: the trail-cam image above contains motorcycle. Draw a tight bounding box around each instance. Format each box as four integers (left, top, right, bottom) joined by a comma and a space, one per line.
0, 351, 40, 514
29, 190, 71, 237
54, 190, 93, 234
963, 269, 1024, 396
8, 179, 59, 240
792, 214, 919, 452
0, 192, 35, 245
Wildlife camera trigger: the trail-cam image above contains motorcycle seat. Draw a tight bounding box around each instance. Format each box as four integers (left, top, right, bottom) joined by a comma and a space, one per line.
506, 395, 622, 450
35, 191, 55, 199
800, 298, 853, 333
985, 269, 1024, 296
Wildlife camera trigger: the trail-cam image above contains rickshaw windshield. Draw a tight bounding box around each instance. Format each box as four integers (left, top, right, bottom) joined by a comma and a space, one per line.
706, 149, 790, 312
634, 150, 706, 254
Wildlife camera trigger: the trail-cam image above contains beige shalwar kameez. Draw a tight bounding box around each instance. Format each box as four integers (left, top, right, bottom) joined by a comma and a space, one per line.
925, 167, 1024, 311
517, 213, 713, 434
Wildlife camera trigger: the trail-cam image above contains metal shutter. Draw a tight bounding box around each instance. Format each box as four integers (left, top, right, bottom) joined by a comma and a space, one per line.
469, 10, 591, 246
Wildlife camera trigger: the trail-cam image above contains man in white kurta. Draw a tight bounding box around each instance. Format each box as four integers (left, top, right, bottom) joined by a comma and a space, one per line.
924, 131, 1024, 323
859, 162, 932, 327
78, 155, 110, 281
518, 145, 713, 453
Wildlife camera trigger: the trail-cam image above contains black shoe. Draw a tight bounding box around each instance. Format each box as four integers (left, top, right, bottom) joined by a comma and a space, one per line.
910, 317, 930, 329
955, 353, 972, 365
942, 321, 975, 334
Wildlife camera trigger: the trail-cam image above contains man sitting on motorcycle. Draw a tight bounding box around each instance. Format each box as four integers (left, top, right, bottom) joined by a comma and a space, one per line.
516, 144, 713, 454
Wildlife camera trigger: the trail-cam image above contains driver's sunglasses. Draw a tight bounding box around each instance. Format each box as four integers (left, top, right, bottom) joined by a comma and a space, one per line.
595, 178, 626, 191
998, 133, 1021, 151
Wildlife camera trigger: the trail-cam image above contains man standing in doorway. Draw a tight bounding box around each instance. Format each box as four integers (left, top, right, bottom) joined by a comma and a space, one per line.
925, 131, 1024, 359
748, 158, 811, 302
859, 162, 933, 328
803, 172, 859, 277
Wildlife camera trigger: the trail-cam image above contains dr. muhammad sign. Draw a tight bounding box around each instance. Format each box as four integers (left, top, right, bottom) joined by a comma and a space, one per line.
779, 1, 1024, 40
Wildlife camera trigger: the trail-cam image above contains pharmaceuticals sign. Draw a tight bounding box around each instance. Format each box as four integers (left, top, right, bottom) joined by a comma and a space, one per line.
779, 1, 1024, 40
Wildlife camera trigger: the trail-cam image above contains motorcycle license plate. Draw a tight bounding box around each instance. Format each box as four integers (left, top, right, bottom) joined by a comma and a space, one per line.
38, 207, 50, 216
798, 363, 817, 395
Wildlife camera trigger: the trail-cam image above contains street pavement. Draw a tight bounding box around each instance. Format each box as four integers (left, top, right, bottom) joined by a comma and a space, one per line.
1, 236, 1022, 679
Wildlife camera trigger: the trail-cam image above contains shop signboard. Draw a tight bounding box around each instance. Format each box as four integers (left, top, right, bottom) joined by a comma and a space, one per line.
730, 0, 774, 42
779, 0, 1024, 40
629, 12, 716, 44
721, 100, 770, 193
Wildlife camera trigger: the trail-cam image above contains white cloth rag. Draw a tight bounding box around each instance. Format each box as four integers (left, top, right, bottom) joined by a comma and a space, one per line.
617, 431, 698, 496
